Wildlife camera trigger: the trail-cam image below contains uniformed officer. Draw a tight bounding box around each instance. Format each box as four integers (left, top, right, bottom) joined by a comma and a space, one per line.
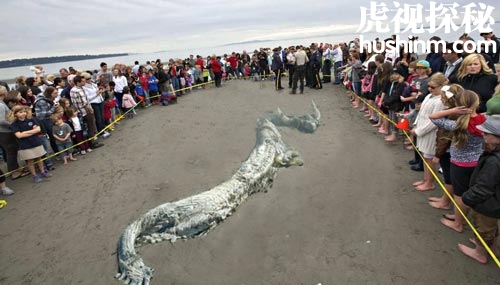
271, 47, 284, 91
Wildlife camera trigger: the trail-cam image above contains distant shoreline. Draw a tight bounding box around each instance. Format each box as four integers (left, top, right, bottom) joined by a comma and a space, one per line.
0, 53, 129, 69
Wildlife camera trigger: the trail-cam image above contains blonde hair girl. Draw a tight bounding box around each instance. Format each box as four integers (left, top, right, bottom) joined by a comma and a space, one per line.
411, 72, 448, 192
429, 85, 487, 233
428, 84, 461, 210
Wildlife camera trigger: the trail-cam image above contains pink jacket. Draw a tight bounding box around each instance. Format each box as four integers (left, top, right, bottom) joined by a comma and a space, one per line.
122, 93, 136, 109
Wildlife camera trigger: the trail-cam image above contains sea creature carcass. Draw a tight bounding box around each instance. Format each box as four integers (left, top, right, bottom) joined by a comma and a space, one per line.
115, 102, 320, 285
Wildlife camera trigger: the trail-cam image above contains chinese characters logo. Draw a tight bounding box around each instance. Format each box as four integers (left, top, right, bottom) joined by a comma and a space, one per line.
357, 2, 495, 34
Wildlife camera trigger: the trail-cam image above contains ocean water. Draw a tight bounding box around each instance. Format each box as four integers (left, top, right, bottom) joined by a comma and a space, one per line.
0, 29, 473, 82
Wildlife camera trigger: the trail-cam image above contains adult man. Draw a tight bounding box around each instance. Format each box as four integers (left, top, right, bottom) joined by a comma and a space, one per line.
331, 43, 343, 85
188, 55, 196, 67
480, 29, 500, 64
132, 61, 140, 75
70, 75, 100, 148
443, 42, 463, 83
258, 48, 269, 80
309, 43, 322, 89
271, 48, 284, 91
59, 68, 70, 85
97, 62, 113, 86
291, 46, 309, 94
286, 46, 296, 88
425, 36, 445, 74
322, 43, 332, 83
60, 74, 75, 100
240, 50, 251, 66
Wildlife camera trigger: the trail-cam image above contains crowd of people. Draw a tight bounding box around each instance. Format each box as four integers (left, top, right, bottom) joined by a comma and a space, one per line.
333, 31, 500, 265
1, 30, 500, 265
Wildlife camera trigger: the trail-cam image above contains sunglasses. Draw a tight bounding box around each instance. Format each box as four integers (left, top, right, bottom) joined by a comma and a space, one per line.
428, 85, 437, 89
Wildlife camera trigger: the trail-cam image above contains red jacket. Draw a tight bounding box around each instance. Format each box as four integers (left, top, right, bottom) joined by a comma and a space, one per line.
139, 74, 149, 90
211, 59, 222, 73
104, 100, 116, 121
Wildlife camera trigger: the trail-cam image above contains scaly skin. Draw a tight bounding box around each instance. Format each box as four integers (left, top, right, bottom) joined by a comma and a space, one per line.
115, 104, 320, 285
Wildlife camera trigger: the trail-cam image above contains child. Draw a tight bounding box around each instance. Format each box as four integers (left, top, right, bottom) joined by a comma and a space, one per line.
410, 72, 447, 191
103, 91, 116, 130
429, 86, 486, 233
147, 70, 159, 105
139, 70, 151, 106
380, 69, 407, 142
243, 63, 251, 79
8, 105, 51, 183
399, 94, 425, 150
184, 70, 193, 92
427, 86, 459, 210
459, 114, 500, 263
67, 106, 92, 155
121, 86, 137, 119
51, 113, 76, 165
0, 169, 14, 195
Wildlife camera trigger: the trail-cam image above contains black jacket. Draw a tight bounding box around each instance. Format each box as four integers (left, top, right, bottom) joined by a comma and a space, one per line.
462, 149, 500, 218
458, 72, 498, 113
271, 53, 283, 72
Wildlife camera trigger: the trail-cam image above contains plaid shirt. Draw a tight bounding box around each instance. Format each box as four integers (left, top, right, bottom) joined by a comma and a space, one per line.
70, 86, 89, 116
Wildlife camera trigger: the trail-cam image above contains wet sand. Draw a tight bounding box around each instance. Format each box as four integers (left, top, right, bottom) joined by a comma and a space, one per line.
1, 79, 498, 285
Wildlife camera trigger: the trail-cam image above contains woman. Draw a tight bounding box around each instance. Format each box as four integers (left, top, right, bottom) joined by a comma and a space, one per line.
82, 73, 109, 138
34, 86, 58, 164
17, 85, 35, 106
457, 54, 497, 113
113, 68, 128, 109
485, 84, 500, 115
0, 86, 24, 180
373, 62, 392, 134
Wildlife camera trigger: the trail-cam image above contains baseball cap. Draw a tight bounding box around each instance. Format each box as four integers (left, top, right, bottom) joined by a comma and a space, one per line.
416, 60, 430, 68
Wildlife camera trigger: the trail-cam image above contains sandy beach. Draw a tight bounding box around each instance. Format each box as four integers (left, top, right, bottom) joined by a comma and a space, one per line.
0, 79, 498, 285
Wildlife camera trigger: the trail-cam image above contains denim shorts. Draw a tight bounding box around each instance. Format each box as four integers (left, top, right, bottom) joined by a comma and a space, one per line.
56, 141, 73, 156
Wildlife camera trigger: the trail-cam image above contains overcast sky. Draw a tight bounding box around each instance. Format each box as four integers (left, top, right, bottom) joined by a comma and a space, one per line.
0, 0, 498, 61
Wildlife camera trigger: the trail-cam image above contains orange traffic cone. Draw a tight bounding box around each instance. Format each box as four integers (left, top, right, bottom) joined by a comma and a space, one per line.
396, 118, 410, 131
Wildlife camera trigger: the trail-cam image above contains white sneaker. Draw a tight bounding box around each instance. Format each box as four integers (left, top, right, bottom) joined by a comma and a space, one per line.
1, 187, 14, 196
80, 150, 86, 155
102, 131, 110, 138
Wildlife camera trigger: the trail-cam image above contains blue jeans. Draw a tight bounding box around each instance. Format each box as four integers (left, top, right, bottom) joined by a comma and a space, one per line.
170, 77, 180, 93
143, 90, 151, 105
40, 135, 54, 168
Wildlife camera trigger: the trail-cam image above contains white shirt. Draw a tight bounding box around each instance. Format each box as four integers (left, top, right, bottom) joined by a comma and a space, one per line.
286, 52, 296, 65
322, 48, 332, 60
333, 47, 343, 63
70, 116, 82, 131
113, 76, 128, 93
83, 82, 103, 104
